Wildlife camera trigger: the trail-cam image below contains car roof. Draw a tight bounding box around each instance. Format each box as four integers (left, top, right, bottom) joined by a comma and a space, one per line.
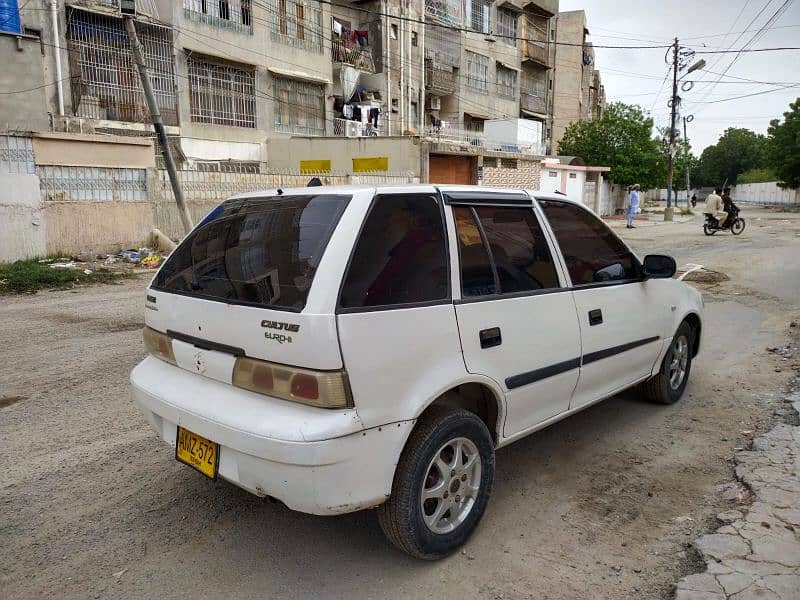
229, 184, 581, 204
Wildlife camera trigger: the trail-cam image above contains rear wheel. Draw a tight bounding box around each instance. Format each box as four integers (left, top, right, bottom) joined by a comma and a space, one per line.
703, 224, 716, 236
377, 407, 495, 559
642, 321, 695, 405
731, 218, 745, 235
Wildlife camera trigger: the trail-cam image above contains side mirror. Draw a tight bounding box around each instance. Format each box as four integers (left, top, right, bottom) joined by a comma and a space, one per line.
642, 254, 676, 279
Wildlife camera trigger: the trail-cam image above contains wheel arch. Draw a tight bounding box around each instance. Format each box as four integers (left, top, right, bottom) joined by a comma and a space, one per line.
682, 311, 702, 357
411, 377, 505, 446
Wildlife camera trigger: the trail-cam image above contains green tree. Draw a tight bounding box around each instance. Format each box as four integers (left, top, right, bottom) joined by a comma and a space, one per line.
738, 167, 777, 184
695, 128, 769, 187
558, 102, 665, 189
767, 98, 800, 189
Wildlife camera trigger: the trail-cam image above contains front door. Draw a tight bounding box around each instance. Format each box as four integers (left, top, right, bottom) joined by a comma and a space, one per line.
538, 199, 666, 408
449, 199, 582, 438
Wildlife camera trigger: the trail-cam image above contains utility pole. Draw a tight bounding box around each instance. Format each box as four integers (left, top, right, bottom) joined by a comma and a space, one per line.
665, 37, 679, 221
683, 116, 691, 207
123, 12, 193, 235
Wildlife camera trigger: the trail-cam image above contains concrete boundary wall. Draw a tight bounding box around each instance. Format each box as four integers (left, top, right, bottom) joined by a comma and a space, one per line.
0, 132, 420, 259
0, 173, 47, 261
734, 181, 799, 205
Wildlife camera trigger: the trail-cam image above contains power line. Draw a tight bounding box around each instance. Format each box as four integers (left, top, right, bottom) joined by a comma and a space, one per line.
690, 0, 795, 111
693, 82, 800, 103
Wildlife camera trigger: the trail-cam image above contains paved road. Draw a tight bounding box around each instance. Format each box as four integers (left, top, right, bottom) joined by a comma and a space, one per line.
2, 206, 799, 599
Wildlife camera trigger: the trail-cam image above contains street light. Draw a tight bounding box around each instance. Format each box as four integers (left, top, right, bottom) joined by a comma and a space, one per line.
684, 59, 706, 76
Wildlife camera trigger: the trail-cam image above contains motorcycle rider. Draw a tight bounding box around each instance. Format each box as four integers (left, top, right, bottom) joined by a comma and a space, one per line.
721, 187, 738, 229
704, 188, 725, 230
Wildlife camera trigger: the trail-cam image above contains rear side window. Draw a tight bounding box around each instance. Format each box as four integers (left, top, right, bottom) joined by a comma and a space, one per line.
454, 206, 560, 297
153, 194, 350, 310
539, 200, 638, 285
474, 206, 560, 292
454, 207, 496, 297
340, 194, 448, 309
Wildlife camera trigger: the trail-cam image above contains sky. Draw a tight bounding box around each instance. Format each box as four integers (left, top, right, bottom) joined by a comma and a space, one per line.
558, 0, 800, 153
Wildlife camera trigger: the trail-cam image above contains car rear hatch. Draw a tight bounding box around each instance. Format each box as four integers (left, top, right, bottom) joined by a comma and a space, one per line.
145, 192, 351, 374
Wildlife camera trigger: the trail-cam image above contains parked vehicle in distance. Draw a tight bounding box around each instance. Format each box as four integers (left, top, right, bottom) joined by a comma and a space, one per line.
131, 185, 703, 559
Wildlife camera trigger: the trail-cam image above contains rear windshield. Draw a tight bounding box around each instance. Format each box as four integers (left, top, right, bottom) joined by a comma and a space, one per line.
152, 194, 350, 311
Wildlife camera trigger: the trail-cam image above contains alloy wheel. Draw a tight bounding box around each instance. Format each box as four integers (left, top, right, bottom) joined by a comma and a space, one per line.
420, 437, 482, 534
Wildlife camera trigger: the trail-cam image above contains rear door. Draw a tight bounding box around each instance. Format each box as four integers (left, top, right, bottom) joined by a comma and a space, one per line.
147, 192, 356, 377
448, 192, 582, 438
335, 191, 465, 429
537, 199, 667, 409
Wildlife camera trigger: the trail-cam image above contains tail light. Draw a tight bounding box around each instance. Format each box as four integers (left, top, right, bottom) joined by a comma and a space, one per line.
143, 326, 176, 365
232, 356, 352, 409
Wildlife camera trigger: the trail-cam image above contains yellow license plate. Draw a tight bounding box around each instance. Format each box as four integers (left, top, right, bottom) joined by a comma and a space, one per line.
175, 427, 219, 479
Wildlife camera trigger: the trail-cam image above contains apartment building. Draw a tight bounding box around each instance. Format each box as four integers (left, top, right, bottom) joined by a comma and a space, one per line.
1, 0, 427, 169
551, 9, 605, 151
423, 0, 557, 151
1, 0, 574, 175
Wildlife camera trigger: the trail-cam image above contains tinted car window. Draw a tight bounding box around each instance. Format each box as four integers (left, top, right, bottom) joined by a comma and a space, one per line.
454, 206, 497, 297
474, 206, 560, 292
153, 194, 349, 310
340, 194, 448, 308
539, 200, 639, 285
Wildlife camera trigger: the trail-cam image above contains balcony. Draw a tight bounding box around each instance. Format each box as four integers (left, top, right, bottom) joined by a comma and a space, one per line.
521, 91, 547, 114
425, 65, 457, 96
333, 117, 381, 137
523, 40, 551, 68
423, 121, 544, 155
332, 39, 375, 73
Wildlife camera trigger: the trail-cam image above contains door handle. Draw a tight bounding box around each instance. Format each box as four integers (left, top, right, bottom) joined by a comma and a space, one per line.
588, 309, 603, 326
479, 327, 502, 349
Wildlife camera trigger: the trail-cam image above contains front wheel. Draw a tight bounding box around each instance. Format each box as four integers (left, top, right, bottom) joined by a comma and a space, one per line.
377, 407, 495, 559
731, 218, 745, 235
703, 224, 716, 236
642, 321, 695, 404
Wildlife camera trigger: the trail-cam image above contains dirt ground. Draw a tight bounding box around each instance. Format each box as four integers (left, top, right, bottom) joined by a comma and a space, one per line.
2, 205, 799, 600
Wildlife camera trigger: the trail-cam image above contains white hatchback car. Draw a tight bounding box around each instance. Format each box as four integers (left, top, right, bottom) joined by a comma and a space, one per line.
132, 185, 702, 559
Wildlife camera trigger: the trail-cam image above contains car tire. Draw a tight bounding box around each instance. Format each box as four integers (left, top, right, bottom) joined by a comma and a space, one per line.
642, 321, 695, 405
377, 406, 495, 560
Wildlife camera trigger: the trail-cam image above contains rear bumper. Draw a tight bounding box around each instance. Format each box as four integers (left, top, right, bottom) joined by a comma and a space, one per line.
131, 357, 414, 515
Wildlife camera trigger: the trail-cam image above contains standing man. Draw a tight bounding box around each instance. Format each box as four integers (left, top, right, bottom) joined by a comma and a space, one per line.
704, 188, 725, 228
626, 184, 641, 229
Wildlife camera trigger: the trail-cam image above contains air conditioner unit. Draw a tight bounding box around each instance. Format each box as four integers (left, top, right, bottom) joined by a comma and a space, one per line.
427, 97, 441, 110
344, 120, 362, 137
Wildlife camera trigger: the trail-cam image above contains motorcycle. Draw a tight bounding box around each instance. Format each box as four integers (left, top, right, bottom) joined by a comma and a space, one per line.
703, 207, 746, 236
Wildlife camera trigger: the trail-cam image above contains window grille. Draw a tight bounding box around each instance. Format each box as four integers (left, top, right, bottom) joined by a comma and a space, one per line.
465, 51, 489, 93
467, 0, 491, 34
500, 158, 518, 169
424, 0, 462, 26
273, 76, 326, 136
266, 0, 323, 53
496, 64, 516, 98
66, 9, 178, 125
195, 160, 261, 173
188, 55, 256, 128
497, 8, 517, 46
424, 23, 461, 67
183, 0, 252, 32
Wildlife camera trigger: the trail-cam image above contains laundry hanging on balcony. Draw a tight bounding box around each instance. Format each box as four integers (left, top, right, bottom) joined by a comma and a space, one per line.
340, 66, 360, 105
